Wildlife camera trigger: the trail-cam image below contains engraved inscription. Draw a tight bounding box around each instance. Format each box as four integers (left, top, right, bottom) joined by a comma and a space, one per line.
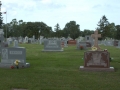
45, 40, 59, 48
48, 40, 57, 45
86, 52, 107, 67
9, 51, 22, 54
2, 49, 8, 59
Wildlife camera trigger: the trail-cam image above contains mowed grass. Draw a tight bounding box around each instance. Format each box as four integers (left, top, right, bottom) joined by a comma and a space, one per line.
0, 44, 120, 90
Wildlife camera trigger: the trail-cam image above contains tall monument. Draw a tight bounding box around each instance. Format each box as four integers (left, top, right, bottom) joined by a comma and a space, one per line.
80, 30, 114, 72
91, 30, 101, 50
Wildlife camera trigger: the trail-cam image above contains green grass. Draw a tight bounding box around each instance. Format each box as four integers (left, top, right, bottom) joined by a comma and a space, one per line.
0, 44, 120, 90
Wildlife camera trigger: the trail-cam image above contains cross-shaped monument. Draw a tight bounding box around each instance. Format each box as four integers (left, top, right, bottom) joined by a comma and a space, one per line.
91, 30, 101, 50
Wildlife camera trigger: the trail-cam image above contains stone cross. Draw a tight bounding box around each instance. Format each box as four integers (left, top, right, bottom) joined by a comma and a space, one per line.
91, 30, 101, 50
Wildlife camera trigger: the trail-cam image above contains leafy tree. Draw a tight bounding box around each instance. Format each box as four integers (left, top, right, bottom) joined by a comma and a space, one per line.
63, 21, 80, 39
96, 15, 109, 39
83, 29, 94, 36
107, 23, 116, 39
115, 25, 120, 40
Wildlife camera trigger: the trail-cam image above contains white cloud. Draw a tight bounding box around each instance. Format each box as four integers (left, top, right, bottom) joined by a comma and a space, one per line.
41, 0, 52, 4
1, 0, 120, 30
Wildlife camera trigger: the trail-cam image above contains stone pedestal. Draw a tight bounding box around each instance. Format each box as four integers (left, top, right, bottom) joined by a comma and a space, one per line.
80, 51, 114, 71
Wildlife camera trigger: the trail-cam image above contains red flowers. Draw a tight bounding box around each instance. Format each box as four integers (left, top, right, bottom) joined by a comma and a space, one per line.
80, 46, 83, 50
10, 66, 14, 69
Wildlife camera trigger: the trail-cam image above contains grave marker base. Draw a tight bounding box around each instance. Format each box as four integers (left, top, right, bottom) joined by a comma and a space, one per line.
80, 66, 114, 72
42, 48, 63, 52
0, 63, 30, 69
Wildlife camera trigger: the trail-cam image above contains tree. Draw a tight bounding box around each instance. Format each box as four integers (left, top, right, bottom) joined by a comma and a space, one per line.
63, 21, 80, 39
83, 29, 94, 36
115, 25, 120, 40
54, 23, 60, 32
96, 15, 109, 39
54, 23, 62, 37
107, 23, 116, 39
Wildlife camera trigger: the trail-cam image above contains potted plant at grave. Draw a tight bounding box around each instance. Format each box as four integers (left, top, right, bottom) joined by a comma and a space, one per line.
80, 46, 83, 50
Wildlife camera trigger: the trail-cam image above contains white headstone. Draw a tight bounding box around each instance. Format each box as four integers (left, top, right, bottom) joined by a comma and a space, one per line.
13, 40, 19, 47
24, 36, 28, 43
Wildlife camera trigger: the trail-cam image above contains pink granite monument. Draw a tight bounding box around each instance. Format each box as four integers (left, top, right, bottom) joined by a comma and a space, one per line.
80, 30, 114, 71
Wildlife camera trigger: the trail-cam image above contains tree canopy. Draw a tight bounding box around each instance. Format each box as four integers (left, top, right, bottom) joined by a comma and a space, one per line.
1, 15, 120, 40
63, 21, 80, 39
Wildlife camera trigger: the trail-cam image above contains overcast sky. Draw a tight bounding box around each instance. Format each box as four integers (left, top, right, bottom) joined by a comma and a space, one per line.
1, 0, 120, 31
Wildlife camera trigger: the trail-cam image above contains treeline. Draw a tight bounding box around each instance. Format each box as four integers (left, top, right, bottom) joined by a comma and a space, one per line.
2, 15, 120, 40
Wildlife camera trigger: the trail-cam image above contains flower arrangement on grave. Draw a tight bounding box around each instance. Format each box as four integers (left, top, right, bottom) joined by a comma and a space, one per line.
104, 49, 107, 52
10, 65, 14, 69
14, 60, 20, 69
103, 49, 112, 62
80, 46, 83, 50
91, 46, 97, 51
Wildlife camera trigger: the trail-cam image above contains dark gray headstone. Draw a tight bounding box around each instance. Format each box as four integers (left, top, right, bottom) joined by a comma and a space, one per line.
0, 47, 30, 68
77, 42, 87, 50
42, 39, 63, 51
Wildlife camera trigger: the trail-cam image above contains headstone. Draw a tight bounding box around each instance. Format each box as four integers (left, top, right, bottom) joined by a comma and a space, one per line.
83, 51, 110, 67
33, 35, 35, 40
68, 40, 76, 45
7, 37, 13, 45
80, 30, 114, 71
105, 40, 113, 46
0, 30, 30, 69
113, 40, 119, 46
2, 41, 8, 47
39, 36, 44, 44
61, 38, 68, 47
79, 36, 84, 41
13, 40, 19, 47
28, 38, 32, 44
86, 42, 92, 47
101, 40, 105, 45
18, 36, 23, 43
85, 35, 93, 42
64, 39, 68, 47
117, 41, 120, 48
24, 36, 28, 43
42, 39, 63, 51
0, 47, 30, 68
77, 42, 86, 50
85, 35, 94, 47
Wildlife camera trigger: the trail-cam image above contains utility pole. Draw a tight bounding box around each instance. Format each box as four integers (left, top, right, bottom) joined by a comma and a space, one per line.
0, 1, 2, 29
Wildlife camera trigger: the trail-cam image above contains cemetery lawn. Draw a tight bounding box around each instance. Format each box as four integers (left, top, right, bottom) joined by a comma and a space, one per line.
0, 44, 120, 90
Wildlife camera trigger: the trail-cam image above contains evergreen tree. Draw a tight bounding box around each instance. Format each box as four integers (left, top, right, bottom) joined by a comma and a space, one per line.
96, 15, 109, 39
